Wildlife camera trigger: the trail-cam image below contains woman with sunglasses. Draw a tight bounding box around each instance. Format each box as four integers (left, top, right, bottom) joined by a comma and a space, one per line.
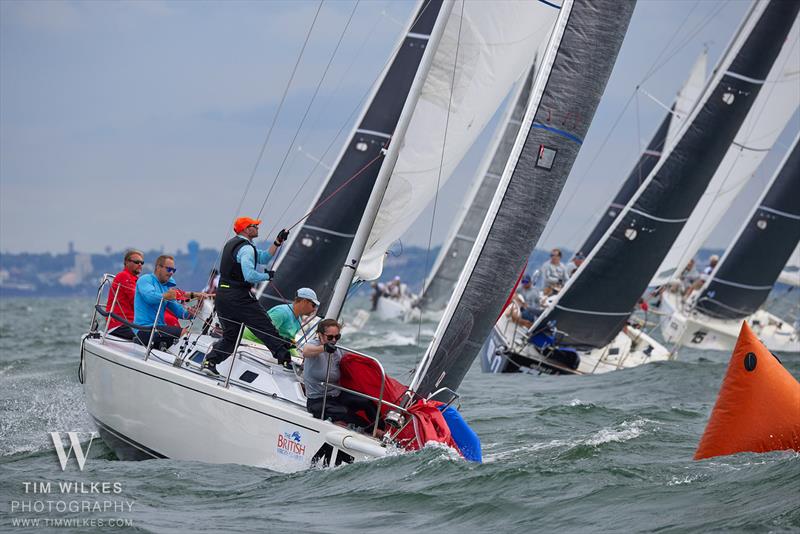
302, 319, 379, 430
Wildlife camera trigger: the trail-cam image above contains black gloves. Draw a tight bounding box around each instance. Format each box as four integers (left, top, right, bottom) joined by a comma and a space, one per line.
265, 270, 275, 280
323, 342, 337, 354
274, 228, 289, 247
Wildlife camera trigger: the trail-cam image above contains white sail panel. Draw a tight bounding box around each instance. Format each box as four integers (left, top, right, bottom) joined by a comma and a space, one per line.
665, 51, 708, 146
355, 0, 560, 280
652, 16, 800, 286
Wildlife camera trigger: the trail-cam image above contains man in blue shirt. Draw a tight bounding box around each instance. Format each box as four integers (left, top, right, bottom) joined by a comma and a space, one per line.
134, 255, 196, 349
203, 216, 291, 376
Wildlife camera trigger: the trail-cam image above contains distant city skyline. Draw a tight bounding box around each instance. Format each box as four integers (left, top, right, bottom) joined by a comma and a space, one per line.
1, 0, 797, 259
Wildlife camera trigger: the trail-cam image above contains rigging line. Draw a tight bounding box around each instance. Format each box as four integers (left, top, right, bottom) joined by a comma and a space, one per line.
286, 149, 387, 232
415, 0, 466, 356
208, 0, 325, 275
264, 2, 390, 238
257, 0, 361, 220
263, 0, 438, 239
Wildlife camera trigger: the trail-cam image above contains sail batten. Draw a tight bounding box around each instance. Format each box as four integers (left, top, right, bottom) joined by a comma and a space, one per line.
533, 0, 800, 349
410, 0, 636, 398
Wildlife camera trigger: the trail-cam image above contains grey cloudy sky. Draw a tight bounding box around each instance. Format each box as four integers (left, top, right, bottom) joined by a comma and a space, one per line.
1, 0, 797, 257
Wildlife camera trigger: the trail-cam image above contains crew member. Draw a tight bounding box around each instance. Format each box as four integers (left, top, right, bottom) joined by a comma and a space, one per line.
203, 217, 291, 376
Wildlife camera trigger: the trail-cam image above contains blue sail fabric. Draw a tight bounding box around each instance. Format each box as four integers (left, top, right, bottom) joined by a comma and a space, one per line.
438, 405, 482, 463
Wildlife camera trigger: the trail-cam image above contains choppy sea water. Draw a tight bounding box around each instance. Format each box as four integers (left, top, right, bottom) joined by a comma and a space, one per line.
1, 295, 798, 533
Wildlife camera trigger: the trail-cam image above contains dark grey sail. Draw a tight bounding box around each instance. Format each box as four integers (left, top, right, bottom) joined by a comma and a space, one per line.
695, 133, 800, 319
532, 0, 800, 349
410, 0, 635, 398
260, 0, 444, 315
420, 64, 536, 310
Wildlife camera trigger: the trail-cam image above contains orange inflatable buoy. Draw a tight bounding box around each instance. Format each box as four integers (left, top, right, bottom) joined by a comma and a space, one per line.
694, 322, 800, 460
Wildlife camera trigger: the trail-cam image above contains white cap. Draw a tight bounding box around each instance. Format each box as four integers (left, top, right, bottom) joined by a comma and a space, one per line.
296, 287, 320, 306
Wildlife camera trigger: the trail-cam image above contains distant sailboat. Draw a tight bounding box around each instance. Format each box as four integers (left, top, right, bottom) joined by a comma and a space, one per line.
482, 0, 800, 375
661, 132, 800, 353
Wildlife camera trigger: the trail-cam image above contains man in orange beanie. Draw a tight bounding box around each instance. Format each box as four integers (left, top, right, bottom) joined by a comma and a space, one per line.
202, 217, 291, 376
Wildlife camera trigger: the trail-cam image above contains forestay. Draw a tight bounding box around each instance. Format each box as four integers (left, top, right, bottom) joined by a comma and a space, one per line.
651, 15, 800, 286
695, 133, 800, 319
410, 0, 636, 398
356, 0, 561, 281
533, 0, 800, 349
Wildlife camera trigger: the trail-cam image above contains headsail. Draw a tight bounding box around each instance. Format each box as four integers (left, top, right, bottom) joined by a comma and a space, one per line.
695, 132, 800, 319
420, 62, 537, 311
532, 0, 800, 349
410, 0, 636, 398
651, 15, 800, 286
578, 51, 706, 257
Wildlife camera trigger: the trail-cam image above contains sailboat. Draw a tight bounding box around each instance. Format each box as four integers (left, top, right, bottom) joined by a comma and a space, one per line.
661, 132, 800, 353
480, 49, 706, 375
482, 0, 800, 375
80, 0, 634, 471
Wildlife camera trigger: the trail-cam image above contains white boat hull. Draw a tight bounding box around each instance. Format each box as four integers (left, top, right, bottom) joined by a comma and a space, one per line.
81, 335, 386, 472
374, 295, 419, 322
482, 310, 671, 375
659, 291, 800, 353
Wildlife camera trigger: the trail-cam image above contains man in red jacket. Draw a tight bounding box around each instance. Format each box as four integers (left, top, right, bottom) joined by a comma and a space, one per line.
105, 249, 144, 339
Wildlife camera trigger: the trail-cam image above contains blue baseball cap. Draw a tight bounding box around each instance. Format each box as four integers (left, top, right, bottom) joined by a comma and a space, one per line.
296, 287, 320, 306
521, 274, 532, 284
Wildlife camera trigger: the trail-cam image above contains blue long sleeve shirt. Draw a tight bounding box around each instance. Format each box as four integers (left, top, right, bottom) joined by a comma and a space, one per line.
134, 273, 190, 328
235, 236, 274, 284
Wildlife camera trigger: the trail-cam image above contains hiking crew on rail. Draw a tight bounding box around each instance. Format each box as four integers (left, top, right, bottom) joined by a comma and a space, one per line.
202, 217, 292, 376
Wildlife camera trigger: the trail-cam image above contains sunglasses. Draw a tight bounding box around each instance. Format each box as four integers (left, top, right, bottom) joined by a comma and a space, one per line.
159, 266, 177, 274
323, 334, 341, 341
127, 260, 144, 265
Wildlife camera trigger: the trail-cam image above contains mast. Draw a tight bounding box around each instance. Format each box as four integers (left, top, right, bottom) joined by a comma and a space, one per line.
326, 0, 455, 320
409, 0, 636, 398
531, 0, 799, 349
694, 132, 800, 319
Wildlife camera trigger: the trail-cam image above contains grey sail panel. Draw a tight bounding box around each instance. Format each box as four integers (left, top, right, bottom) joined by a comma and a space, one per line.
413, 0, 635, 398
696, 135, 800, 319
578, 109, 671, 256
420, 65, 536, 310
261, 1, 444, 315
536, 0, 800, 348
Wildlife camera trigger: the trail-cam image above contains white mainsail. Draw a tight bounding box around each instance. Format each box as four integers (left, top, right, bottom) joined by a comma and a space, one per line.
355, 0, 560, 281
651, 16, 800, 286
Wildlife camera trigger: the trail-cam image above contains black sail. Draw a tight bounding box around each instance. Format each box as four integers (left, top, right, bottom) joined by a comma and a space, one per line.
411, 0, 635, 398
695, 134, 800, 319
420, 64, 536, 310
534, 0, 800, 349
577, 109, 671, 256
261, 1, 444, 315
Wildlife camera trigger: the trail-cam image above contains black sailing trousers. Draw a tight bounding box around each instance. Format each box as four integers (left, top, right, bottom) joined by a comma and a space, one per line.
206, 287, 291, 365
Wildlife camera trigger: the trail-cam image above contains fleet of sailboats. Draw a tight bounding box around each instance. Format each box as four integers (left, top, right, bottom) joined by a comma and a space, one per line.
79, 0, 799, 472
